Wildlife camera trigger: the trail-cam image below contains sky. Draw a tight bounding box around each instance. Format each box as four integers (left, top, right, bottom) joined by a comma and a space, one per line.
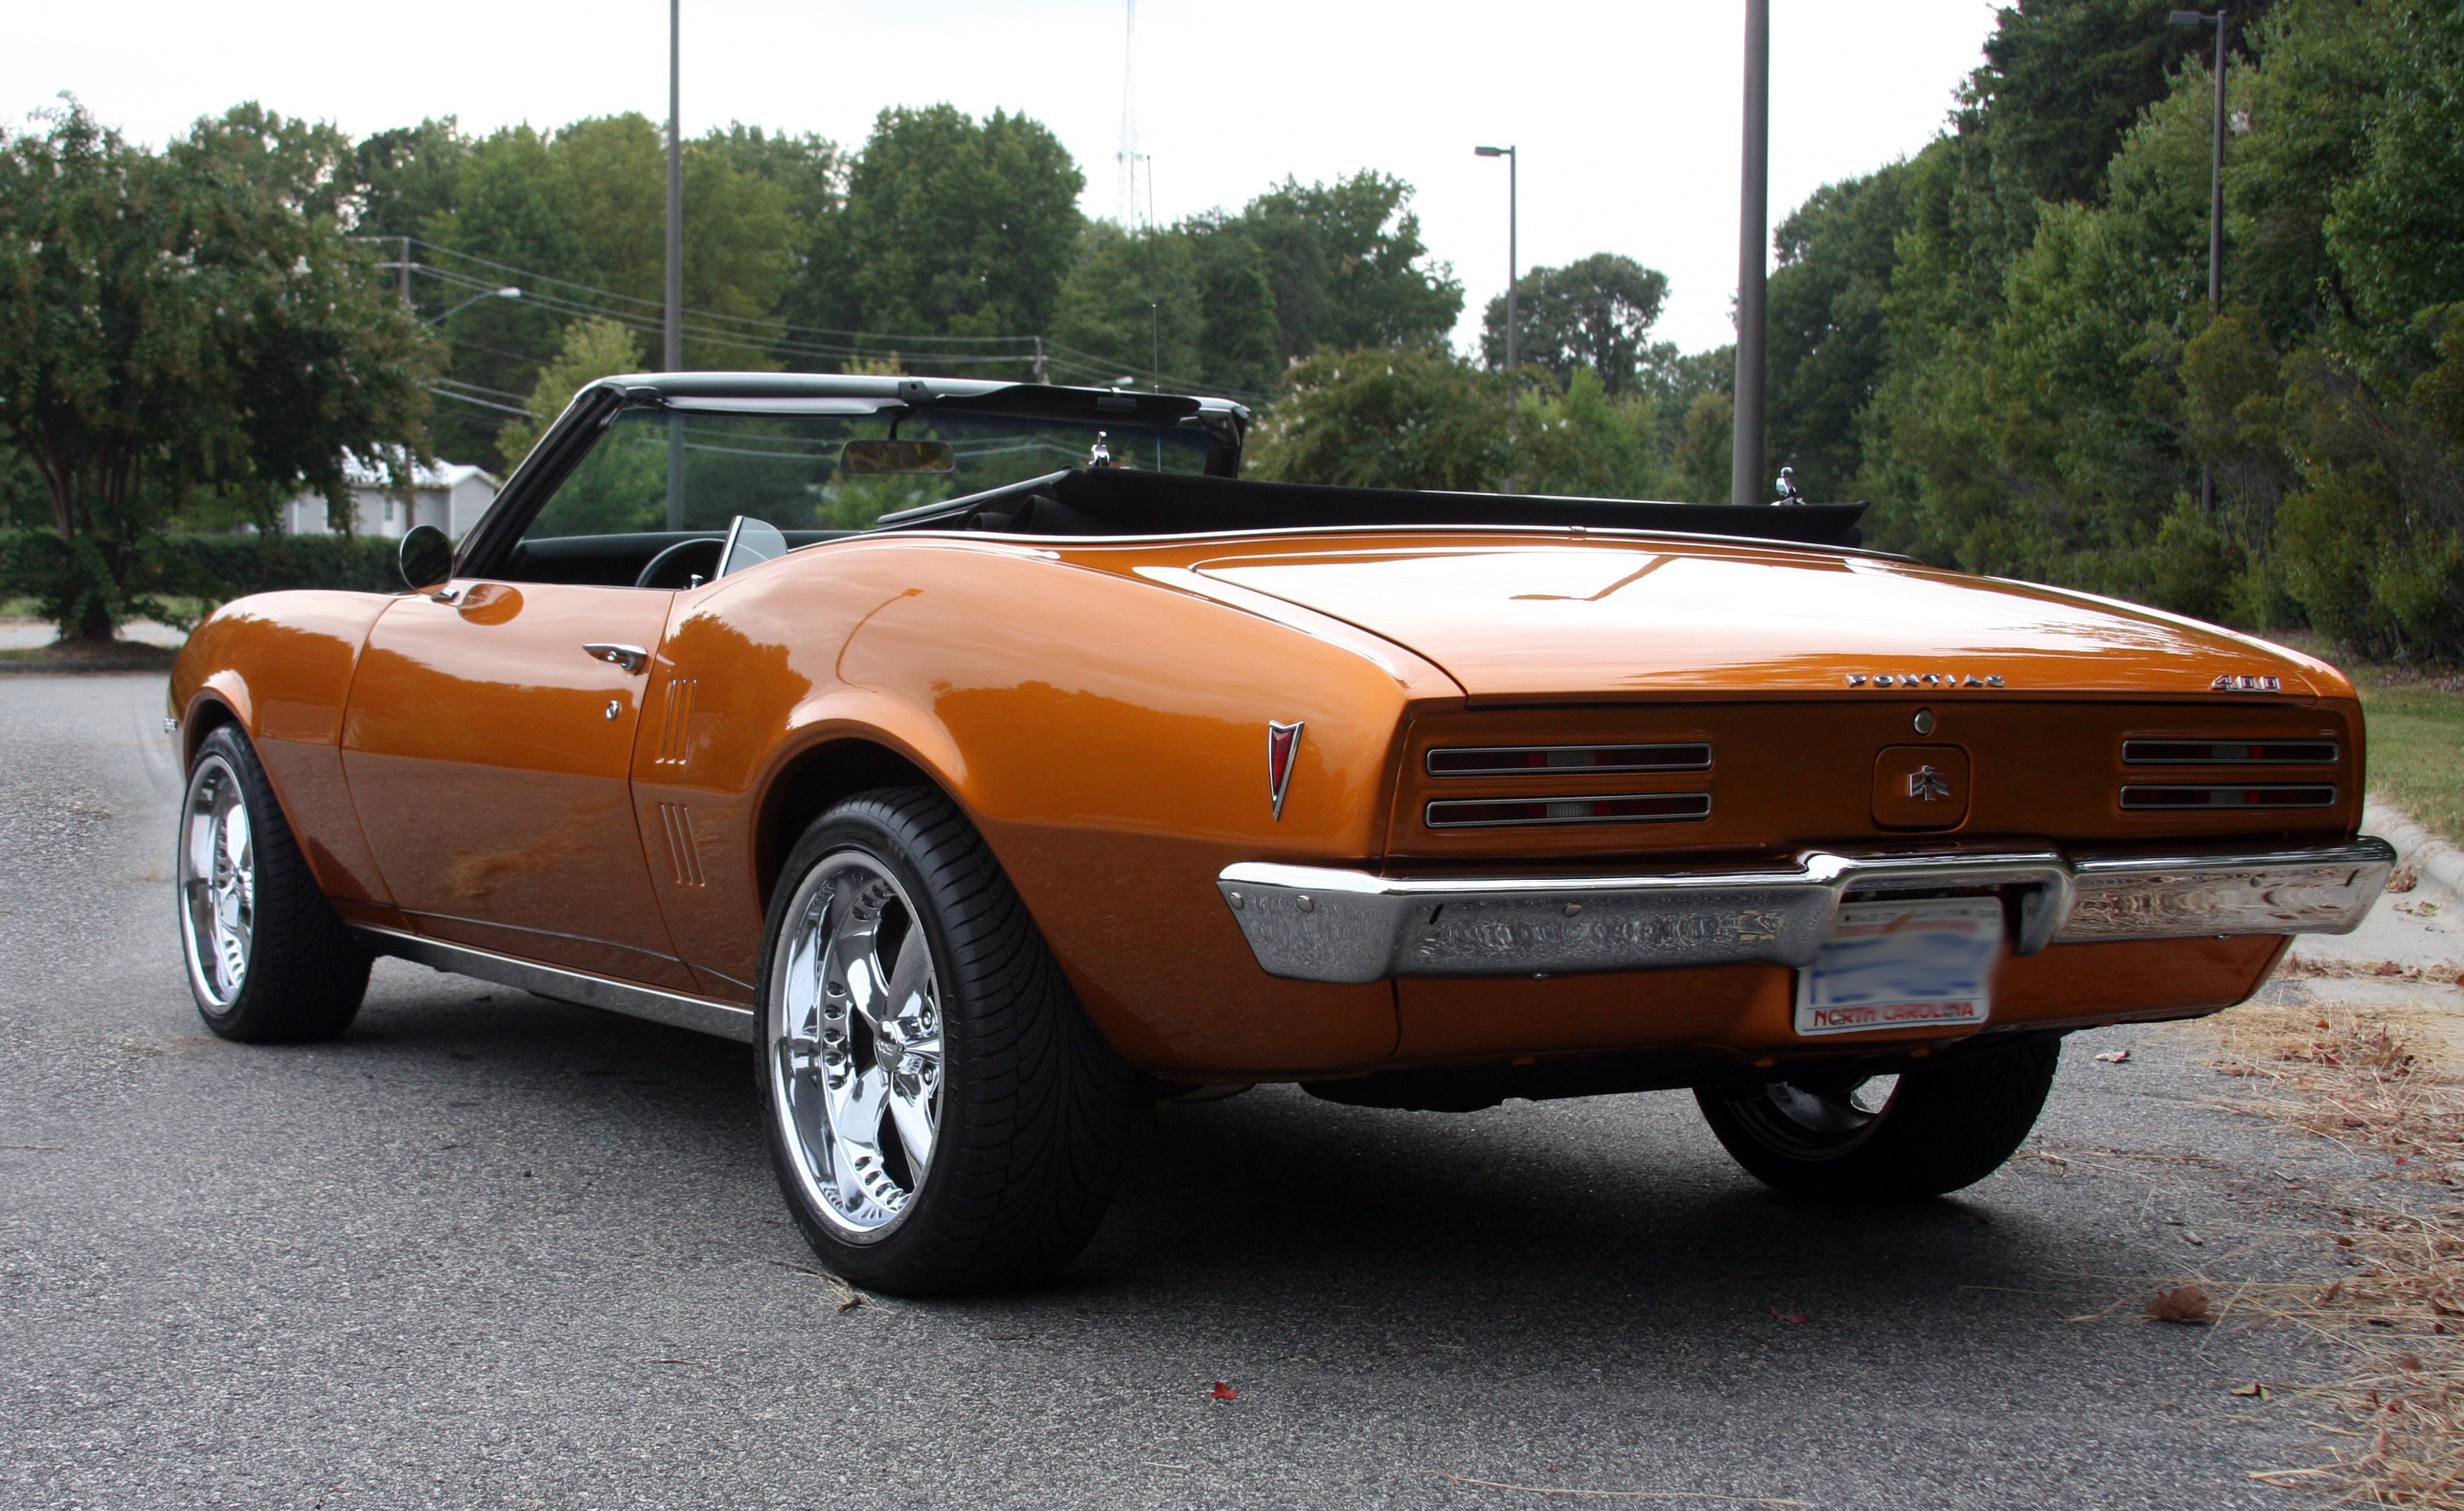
4, 0, 2001, 356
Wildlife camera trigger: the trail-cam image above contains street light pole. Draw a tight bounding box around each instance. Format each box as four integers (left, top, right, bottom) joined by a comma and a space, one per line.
1474, 145, 1518, 375
2171, 5, 2229, 511
1730, 0, 1770, 508
1475, 144, 1519, 495
666, 0, 686, 529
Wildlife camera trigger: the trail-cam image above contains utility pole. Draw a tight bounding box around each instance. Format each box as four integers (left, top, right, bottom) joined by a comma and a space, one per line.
1730, 0, 1770, 508
399, 235, 411, 305
665, 0, 686, 530
2171, 6, 2230, 512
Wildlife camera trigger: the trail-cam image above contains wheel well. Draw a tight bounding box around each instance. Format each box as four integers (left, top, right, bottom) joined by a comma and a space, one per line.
181, 696, 239, 767
756, 739, 938, 906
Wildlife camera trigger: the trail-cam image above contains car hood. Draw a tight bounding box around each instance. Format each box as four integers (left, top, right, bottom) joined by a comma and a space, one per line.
1189, 539, 2341, 701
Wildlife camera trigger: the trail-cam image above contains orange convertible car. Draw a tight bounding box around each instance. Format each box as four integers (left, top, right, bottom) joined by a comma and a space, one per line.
170, 374, 2393, 1293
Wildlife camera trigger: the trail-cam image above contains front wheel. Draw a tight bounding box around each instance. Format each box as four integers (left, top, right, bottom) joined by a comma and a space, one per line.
757, 787, 1143, 1295
176, 724, 370, 1042
1694, 1034, 2061, 1201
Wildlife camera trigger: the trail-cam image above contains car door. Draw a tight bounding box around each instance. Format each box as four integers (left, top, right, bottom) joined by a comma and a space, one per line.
340, 579, 694, 991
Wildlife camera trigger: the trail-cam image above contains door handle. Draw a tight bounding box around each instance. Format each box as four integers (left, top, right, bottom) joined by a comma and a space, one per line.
583, 642, 649, 675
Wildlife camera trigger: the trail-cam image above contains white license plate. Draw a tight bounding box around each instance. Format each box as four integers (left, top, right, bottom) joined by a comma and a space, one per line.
1794, 898, 2004, 1037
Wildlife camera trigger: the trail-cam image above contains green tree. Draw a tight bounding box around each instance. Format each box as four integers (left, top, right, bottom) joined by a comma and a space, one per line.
496, 316, 644, 466
0, 102, 437, 639
1247, 346, 1510, 491
813, 105, 1083, 341
1051, 223, 1203, 388
1514, 367, 1671, 499
419, 114, 797, 463
1964, 0, 2273, 212
1765, 165, 1912, 498
349, 116, 471, 243
1237, 172, 1461, 363
1673, 391, 1736, 505
1183, 214, 1281, 394
1478, 252, 1670, 394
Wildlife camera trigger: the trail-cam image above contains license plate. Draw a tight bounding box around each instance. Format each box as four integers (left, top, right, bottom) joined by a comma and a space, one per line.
1794, 897, 2004, 1037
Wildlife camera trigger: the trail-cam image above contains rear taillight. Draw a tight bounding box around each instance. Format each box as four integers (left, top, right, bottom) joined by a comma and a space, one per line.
2118, 784, 2337, 811
2122, 739, 2337, 765
1423, 792, 1713, 829
1425, 742, 1712, 777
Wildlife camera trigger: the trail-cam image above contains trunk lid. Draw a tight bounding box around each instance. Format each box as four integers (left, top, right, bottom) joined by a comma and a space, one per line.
1192, 538, 2337, 700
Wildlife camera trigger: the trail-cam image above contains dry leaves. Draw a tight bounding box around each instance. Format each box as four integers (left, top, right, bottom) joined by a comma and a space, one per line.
2209, 999, 2464, 1507
2096, 1050, 2132, 1064
2146, 1285, 2212, 1324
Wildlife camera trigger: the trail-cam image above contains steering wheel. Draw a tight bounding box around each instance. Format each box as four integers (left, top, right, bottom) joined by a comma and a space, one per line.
634, 536, 723, 590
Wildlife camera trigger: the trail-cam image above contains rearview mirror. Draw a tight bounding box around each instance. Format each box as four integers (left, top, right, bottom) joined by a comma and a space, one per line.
398, 525, 454, 591
840, 438, 955, 474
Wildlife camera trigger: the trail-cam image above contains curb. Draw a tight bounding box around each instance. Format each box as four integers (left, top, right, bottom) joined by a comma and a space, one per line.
0, 655, 177, 676
2362, 798, 2464, 901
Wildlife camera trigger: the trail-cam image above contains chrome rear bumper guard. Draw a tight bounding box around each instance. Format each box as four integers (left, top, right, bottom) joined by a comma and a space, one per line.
1217, 838, 2397, 985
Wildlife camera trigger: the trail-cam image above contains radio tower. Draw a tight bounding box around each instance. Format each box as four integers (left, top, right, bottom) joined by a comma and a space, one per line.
1115, 0, 1148, 227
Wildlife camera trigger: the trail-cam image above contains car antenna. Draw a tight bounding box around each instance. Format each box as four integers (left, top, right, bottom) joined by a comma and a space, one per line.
1088, 431, 1116, 469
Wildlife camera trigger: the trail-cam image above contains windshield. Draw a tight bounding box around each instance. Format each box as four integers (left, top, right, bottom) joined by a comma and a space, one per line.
530, 404, 1215, 538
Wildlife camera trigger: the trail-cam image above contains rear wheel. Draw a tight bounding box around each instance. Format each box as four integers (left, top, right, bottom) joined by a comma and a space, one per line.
757, 787, 1143, 1295
1694, 1034, 2060, 1201
176, 724, 370, 1042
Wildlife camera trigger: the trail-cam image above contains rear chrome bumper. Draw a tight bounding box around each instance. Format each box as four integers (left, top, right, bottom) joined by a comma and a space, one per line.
1216, 838, 2397, 985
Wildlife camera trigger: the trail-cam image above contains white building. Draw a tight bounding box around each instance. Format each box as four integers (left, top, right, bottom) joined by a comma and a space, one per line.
282, 456, 499, 540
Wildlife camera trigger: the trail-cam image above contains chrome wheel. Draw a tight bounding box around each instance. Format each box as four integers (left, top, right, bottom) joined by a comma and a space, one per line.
177, 753, 256, 1010
1732, 1073, 1901, 1159
769, 851, 944, 1239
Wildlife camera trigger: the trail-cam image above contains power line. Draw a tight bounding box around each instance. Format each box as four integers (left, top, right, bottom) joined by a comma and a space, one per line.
388, 240, 1267, 404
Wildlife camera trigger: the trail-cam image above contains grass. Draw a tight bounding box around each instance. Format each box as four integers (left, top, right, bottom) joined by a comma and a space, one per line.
2362, 686, 2464, 845
2268, 631, 2464, 845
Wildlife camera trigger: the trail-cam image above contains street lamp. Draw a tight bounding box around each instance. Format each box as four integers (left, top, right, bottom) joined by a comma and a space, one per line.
427, 287, 521, 324
2171, 5, 2229, 512
1474, 146, 1517, 377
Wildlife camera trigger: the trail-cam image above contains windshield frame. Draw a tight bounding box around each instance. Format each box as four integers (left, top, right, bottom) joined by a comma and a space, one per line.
452, 374, 1246, 583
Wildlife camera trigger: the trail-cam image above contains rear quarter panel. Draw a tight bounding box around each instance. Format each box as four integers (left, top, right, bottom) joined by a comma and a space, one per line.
636, 535, 1461, 1076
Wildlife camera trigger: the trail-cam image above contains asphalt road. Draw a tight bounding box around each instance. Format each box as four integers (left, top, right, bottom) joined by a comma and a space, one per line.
0, 672, 2410, 1510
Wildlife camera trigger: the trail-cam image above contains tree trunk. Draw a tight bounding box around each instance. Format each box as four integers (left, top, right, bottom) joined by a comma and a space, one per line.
69, 596, 115, 644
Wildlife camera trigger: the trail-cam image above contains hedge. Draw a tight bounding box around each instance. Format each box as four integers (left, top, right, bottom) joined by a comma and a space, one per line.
0, 529, 404, 631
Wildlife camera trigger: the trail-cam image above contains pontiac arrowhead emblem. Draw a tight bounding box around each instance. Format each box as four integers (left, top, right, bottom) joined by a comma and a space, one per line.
1267, 721, 1303, 820
1906, 764, 1954, 802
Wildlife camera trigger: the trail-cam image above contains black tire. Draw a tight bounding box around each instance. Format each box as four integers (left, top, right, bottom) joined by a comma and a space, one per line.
1694, 1034, 2060, 1201
756, 786, 1144, 1295
175, 724, 371, 1042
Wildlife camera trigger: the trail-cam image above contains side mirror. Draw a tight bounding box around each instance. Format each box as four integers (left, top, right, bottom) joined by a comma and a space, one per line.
398, 524, 455, 591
